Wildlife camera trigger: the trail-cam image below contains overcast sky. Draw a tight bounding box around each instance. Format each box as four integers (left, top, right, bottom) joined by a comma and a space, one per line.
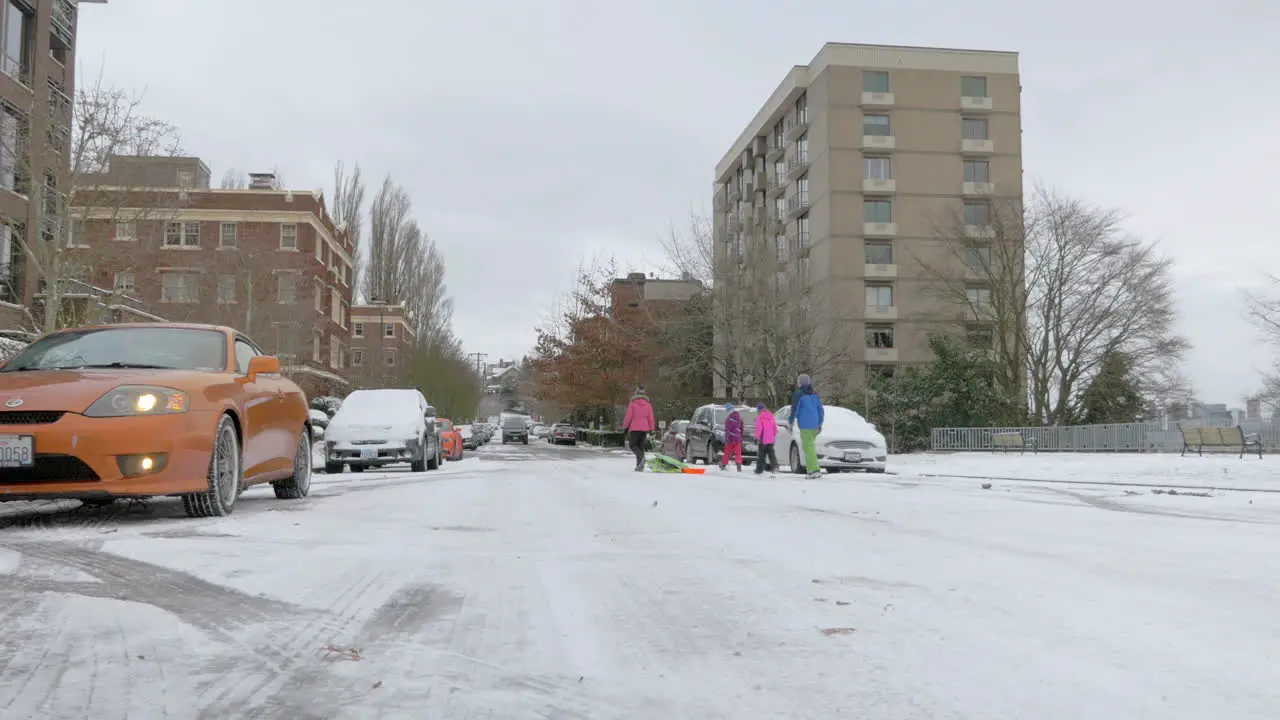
76, 0, 1276, 405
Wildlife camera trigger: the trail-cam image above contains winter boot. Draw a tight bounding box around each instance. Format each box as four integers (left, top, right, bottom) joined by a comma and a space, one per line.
806, 471, 822, 479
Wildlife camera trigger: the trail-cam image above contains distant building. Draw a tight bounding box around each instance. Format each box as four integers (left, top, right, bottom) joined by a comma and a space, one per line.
349, 302, 415, 385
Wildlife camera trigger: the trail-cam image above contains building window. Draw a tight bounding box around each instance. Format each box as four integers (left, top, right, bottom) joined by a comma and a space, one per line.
329, 336, 341, 368
353, 322, 364, 337
961, 75, 988, 98
795, 134, 808, 162
962, 117, 989, 140
315, 235, 324, 261
967, 327, 994, 350
217, 275, 235, 304
384, 348, 396, 366
963, 160, 990, 183
866, 284, 893, 308
775, 234, 787, 262
864, 157, 891, 180
774, 196, 786, 221
868, 364, 895, 380
963, 202, 990, 226
1, 2, 33, 85
865, 242, 892, 265
966, 286, 992, 309
183, 222, 200, 246
314, 280, 324, 312
773, 159, 785, 185
864, 199, 892, 224
794, 92, 807, 124
795, 175, 808, 202
772, 120, 784, 149
0, 104, 21, 191
114, 221, 136, 241
352, 349, 363, 366
384, 323, 395, 338
177, 170, 194, 188
280, 223, 297, 250
863, 70, 889, 93
220, 222, 237, 248
113, 271, 134, 293
866, 325, 894, 348
277, 273, 297, 304
160, 272, 198, 303
330, 287, 341, 324
313, 332, 322, 362
964, 246, 992, 272
863, 114, 891, 136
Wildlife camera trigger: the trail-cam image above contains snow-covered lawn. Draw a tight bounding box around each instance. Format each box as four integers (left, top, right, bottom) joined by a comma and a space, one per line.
1, 447, 1276, 718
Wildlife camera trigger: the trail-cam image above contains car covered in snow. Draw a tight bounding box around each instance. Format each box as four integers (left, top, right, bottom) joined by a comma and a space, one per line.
323, 388, 442, 473
0, 323, 313, 517
459, 424, 478, 450
773, 405, 887, 473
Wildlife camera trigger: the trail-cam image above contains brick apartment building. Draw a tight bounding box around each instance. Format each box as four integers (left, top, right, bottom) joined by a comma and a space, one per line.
348, 301, 415, 386
68, 155, 356, 397
0, 0, 104, 329
608, 272, 711, 400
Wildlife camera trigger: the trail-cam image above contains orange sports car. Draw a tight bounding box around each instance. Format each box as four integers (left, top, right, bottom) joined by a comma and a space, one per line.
0, 323, 313, 518
436, 418, 464, 461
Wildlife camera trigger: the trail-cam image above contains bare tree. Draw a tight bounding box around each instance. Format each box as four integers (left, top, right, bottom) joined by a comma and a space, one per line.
657, 213, 854, 404
0, 71, 183, 334
219, 168, 245, 189
1244, 276, 1280, 409
363, 174, 453, 347
331, 161, 366, 295
922, 184, 1190, 424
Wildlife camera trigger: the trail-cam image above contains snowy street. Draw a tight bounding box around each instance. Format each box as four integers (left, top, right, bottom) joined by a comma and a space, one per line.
1, 444, 1278, 719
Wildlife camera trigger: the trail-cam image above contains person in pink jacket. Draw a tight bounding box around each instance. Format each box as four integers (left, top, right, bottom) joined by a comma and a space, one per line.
753, 402, 779, 475
621, 385, 656, 471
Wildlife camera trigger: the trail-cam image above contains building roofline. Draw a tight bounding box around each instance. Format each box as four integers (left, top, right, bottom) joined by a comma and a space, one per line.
715, 42, 1019, 179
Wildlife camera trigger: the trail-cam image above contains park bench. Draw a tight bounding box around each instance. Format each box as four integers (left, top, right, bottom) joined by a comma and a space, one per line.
991, 431, 1030, 454
1179, 425, 1262, 459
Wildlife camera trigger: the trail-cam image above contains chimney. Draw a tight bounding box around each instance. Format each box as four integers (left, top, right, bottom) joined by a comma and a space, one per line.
248, 173, 277, 190
626, 272, 645, 281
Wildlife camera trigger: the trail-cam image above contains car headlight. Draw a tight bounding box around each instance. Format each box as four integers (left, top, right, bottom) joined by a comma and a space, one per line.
714, 428, 725, 440
84, 385, 188, 417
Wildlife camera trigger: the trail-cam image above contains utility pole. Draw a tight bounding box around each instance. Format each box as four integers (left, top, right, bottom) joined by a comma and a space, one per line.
468, 352, 487, 383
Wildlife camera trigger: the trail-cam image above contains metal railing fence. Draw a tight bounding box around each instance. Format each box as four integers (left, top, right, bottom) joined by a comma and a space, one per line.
931, 418, 1280, 453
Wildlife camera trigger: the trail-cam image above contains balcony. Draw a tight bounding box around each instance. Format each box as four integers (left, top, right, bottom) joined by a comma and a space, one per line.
962, 182, 995, 196
713, 191, 726, 211
865, 347, 898, 362
786, 115, 808, 141
862, 178, 895, 193
866, 305, 898, 321
863, 222, 897, 236
861, 135, 895, 150
787, 193, 810, 216
767, 173, 787, 196
786, 154, 810, 178
861, 92, 894, 106
728, 184, 741, 202
788, 231, 810, 255
961, 95, 992, 110
766, 140, 786, 160
864, 263, 897, 279
964, 224, 995, 238
50, 0, 75, 51
962, 138, 994, 153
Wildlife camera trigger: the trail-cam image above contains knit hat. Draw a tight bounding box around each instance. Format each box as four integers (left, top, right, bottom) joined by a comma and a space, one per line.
797, 374, 812, 387
633, 384, 646, 396
725, 402, 734, 410
756, 402, 766, 411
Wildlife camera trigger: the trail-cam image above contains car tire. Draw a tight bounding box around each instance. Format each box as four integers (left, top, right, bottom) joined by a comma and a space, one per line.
325, 462, 343, 474
80, 498, 115, 508
184, 414, 240, 518
789, 443, 804, 474
411, 434, 428, 472
273, 429, 313, 499
427, 443, 440, 470
866, 467, 886, 474
522, 437, 528, 445
351, 465, 365, 473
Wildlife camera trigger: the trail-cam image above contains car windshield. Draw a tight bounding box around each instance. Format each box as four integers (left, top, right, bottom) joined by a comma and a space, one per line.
1, 327, 228, 372
339, 389, 421, 419
436, 420, 453, 431
713, 408, 758, 430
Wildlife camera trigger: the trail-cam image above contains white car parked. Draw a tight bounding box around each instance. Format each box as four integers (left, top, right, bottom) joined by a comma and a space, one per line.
323, 388, 443, 473
774, 405, 888, 474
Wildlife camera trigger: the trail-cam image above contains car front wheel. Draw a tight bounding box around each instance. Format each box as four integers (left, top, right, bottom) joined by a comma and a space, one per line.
789, 443, 804, 474
411, 434, 428, 472
184, 414, 241, 518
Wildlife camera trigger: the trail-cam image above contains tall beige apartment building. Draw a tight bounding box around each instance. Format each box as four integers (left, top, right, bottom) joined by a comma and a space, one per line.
712, 42, 1021, 397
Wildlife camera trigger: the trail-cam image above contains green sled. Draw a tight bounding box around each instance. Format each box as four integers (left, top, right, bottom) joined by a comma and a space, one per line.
646, 452, 688, 473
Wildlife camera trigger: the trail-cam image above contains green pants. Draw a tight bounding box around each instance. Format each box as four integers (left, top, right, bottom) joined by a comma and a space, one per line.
800, 429, 820, 474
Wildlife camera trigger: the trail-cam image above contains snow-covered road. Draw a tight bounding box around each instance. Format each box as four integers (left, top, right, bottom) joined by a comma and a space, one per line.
1, 446, 1278, 719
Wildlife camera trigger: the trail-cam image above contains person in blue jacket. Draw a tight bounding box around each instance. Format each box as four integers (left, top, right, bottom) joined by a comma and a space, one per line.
788, 373, 824, 478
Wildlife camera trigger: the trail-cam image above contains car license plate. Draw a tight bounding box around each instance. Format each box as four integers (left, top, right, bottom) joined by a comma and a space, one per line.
360, 447, 377, 459
0, 434, 33, 468
843, 450, 861, 462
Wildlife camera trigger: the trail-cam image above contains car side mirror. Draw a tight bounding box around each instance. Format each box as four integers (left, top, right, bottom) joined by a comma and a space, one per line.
247, 355, 280, 380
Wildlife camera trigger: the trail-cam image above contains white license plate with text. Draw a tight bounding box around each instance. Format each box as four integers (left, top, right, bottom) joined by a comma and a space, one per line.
843, 450, 861, 462
0, 435, 34, 468
360, 448, 377, 459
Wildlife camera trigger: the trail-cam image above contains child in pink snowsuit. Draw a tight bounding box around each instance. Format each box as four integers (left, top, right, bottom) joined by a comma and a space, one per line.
754, 402, 778, 474
720, 403, 744, 471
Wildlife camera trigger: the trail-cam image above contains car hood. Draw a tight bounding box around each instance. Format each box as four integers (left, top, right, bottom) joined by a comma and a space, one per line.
0, 369, 221, 413
326, 413, 421, 441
